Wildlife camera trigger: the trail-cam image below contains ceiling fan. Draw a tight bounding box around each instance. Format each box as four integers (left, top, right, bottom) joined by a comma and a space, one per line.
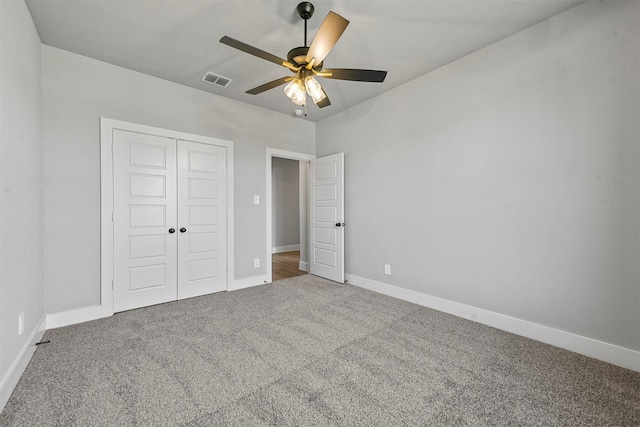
219, 2, 387, 110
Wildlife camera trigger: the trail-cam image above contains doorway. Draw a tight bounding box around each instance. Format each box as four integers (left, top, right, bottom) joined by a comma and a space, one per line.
266, 148, 315, 283
271, 157, 306, 281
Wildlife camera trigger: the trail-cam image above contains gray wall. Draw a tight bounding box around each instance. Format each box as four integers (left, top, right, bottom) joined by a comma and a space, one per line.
316, 1, 640, 351
42, 46, 315, 314
0, 0, 45, 381
272, 157, 300, 250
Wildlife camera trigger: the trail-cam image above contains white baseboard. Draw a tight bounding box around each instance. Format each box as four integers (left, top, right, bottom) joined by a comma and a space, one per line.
345, 274, 640, 373
272, 245, 300, 254
228, 275, 268, 291
299, 261, 309, 272
46, 304, 113, 330
46, 275, 272, 328
0, 315, 47, 412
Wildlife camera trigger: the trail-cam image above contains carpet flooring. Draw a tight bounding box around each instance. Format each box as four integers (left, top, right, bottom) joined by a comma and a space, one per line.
1, 275, 639, 426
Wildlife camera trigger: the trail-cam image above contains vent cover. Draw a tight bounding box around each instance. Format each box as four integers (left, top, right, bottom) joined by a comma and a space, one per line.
202, 71, 232, 88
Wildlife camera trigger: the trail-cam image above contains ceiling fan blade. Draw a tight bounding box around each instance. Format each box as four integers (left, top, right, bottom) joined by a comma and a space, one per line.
316, 89, 331, 108
246, 76, 294, 95
319, 68, 387, 83
220, 36, 298, 71
305, 11, 349, 66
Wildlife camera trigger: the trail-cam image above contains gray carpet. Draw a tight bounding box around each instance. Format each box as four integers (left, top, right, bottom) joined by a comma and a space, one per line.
1, 275, 639, 426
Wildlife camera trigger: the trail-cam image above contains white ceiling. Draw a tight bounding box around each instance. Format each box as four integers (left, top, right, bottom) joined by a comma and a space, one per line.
26, 0, 585, 122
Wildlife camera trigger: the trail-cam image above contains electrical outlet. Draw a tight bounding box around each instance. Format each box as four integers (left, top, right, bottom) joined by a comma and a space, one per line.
253, 195, 260, 205
18, 312, 24, 335
384, 264, 391, 275
254, 258, 260, 268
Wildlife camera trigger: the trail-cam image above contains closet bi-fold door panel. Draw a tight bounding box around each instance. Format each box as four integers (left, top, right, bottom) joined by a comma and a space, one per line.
113, 130, 178, 312
177, 140, 227, 299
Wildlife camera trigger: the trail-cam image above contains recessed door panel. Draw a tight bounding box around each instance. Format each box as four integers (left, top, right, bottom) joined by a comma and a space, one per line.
129, 264, 166, 291
315, 184, 337, 201
314, 162, 337, 181
314, 248, 337, 268
315, 228, 337, 245
314, 206, 337, 223
113, 130, 177, 312
190, 206, 218, 226
189, 258, 218, 281
189, 151, 218, 173
129, 205, 166, 227
189, 178, 218, 199
130, 174, 166, 197
129, 235, 166, 259
190, 232, 218, 253
129, 143, 166, 168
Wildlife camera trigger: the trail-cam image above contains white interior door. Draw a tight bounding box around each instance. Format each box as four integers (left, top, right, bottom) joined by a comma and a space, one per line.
177, 140, 227, 299
310, 153, 344, 283
113, 132, 228, 312
113, 130, 178, 312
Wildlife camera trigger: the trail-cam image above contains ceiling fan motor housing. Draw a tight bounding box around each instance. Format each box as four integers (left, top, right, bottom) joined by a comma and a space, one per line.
287, 46, 308, 66
287, 46, 323, 69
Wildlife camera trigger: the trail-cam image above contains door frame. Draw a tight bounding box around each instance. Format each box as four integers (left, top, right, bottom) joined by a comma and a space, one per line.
100, 118, 234, 314
266, 148, 315, 283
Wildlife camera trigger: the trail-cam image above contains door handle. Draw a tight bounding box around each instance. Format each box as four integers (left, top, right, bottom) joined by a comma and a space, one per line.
335, 223, 345, 227
168, 228, 176, 234
180, 227, 187, 233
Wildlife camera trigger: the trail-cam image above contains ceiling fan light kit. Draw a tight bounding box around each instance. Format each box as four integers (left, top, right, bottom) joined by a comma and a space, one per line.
219, 1, 387, 111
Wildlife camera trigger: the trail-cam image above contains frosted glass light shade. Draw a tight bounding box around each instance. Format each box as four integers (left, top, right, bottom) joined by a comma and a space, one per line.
292, 89, 306, 105
284, 79, 306, 105
305, 76, 326, 104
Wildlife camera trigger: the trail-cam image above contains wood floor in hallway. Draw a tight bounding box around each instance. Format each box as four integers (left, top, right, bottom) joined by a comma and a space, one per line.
272, 250, 308, 282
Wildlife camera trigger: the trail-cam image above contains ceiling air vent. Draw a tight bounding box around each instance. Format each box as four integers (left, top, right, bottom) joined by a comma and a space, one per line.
202, 71, 232, 88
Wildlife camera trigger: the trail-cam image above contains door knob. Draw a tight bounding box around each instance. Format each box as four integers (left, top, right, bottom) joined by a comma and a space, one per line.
180, 227, 187, 233
335, 223, 344, 227
168, 228, 176, 234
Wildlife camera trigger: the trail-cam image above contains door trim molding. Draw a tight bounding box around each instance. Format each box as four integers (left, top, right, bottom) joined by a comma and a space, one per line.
100, 118, 234, 316
266, 148, 315, 283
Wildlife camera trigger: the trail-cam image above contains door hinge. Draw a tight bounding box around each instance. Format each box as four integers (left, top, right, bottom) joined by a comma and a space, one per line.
111, 143, 114, 154
111, 212, 114, 222
111, 280, 114, 290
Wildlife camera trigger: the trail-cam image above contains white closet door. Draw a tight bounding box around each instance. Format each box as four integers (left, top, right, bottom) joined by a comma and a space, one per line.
177, 140, 227, 299
310, 153, 345, 283
113, 130, 178, 312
